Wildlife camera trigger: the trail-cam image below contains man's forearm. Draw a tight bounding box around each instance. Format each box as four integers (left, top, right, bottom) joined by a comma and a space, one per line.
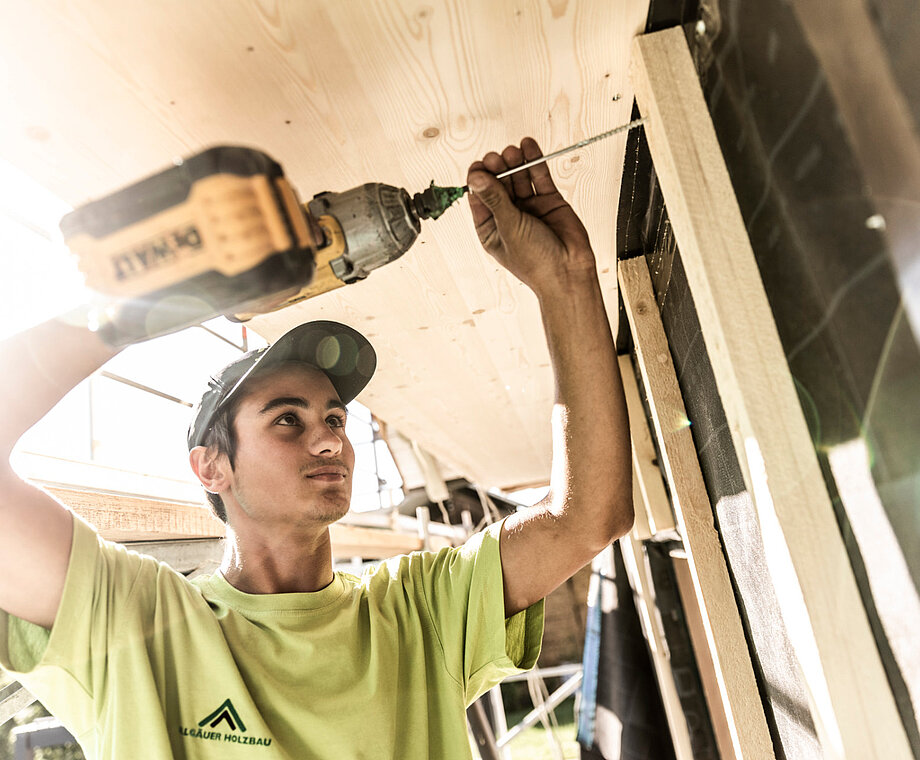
537, 269, 633, 546
0, 317, 119, 463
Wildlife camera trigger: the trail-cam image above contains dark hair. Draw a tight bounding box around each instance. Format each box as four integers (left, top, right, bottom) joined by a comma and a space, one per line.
199, 397, 242, 524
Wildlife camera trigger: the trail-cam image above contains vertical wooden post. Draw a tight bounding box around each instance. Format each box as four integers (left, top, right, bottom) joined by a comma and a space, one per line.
619, 255, 774, 759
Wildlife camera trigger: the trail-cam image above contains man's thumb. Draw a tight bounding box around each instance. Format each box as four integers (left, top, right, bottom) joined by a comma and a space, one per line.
467, 171, 513, 215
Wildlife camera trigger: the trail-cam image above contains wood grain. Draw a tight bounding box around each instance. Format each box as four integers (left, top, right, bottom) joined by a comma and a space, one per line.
619, 255, 774, 759
0, 0, 648, 489
631, 26, 912, 758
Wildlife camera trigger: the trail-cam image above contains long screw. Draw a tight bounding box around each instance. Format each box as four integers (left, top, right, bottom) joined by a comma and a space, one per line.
462, 117, 647, 192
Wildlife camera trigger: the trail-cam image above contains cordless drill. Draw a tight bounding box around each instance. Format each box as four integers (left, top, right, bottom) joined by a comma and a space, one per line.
60, 146, 466, 346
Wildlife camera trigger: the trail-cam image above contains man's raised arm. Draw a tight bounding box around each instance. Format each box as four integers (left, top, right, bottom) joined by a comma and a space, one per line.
0, 318, 119, 629
467, 138, 633, 617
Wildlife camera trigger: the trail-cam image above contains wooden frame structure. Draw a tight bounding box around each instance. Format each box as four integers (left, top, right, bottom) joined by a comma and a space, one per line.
620, 26, 912, 758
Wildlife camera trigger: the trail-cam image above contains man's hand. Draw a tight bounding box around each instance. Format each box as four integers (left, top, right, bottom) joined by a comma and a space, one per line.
467, 138, 595, 297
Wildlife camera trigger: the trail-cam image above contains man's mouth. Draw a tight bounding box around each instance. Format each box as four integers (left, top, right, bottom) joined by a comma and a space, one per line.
304, 466, 348, 482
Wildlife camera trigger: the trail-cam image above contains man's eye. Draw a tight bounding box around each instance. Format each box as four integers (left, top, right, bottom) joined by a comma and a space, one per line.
327, 415, 346, 428
276, 413, 300, 426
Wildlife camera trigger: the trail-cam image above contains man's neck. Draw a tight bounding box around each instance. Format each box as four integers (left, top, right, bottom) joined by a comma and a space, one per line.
219, 523, 335, 595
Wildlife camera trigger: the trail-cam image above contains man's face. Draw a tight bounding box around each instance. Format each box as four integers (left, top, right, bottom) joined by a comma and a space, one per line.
221, 362, 355, 528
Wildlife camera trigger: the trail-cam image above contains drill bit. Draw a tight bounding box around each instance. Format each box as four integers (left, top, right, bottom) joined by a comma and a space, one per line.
412, 117, 647, 220
486, 116, 647, 185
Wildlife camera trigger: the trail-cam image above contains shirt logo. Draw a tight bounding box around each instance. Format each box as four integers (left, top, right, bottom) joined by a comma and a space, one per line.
179, 698, 272, 748
199, 698, 247, 732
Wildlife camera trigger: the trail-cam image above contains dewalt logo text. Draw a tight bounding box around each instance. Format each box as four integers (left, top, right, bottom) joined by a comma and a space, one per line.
111, 225, 203, 281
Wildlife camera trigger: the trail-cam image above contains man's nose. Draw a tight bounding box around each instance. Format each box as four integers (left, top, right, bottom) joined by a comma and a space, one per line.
307, 421, 344, 456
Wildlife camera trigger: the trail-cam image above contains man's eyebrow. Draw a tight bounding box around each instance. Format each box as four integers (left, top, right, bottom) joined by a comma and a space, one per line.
258, 397, 347, 415
258, 397, 308, 415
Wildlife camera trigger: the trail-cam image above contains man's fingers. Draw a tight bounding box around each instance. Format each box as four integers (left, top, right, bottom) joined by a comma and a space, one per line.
467, 190, 492, 229
482, 151, 514, 198
466, 167, 522, 246
467, 160, 493, 228
521, 137, 558, 196
501, 144, 533, 200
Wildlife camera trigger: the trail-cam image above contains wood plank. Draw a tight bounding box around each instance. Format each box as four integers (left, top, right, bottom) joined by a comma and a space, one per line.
124, 539, 224, 576
329, 523, 451, 560
671, 551, 739, 760
618, 255, 774, 759
619, 354, 675, 539
47, 487, 451, 558
46, 487, 223, 541
0, 683, 36, 727
631, 26, 912, 758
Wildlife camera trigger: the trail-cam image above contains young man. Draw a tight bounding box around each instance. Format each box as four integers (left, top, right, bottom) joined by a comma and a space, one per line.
0, 139, 632, 758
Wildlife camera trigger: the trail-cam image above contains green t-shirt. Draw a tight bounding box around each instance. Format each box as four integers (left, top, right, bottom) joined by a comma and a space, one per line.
0, 514, 544, 759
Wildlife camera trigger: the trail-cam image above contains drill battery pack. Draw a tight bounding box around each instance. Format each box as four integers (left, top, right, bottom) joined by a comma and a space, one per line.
60, 146, 316, 345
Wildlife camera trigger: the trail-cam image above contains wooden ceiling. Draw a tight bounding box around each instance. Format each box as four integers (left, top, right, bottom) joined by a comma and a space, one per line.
2, 0, 648, 490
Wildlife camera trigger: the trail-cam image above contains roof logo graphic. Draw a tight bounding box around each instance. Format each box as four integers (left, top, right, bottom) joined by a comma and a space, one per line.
198, 699, 248, 733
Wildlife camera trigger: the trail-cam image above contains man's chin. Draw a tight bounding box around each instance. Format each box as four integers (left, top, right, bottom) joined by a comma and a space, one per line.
304, 492, 352, 525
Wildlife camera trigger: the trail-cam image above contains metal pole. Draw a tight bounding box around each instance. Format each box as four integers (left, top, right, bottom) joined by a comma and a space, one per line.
496, 671, 584, 748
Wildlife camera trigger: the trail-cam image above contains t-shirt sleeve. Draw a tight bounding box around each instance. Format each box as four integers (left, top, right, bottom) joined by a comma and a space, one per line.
413, 517, 545, 704
0, 513, 149, 739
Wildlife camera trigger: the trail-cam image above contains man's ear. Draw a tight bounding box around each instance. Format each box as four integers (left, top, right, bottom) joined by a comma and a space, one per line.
189, 446, 230, 494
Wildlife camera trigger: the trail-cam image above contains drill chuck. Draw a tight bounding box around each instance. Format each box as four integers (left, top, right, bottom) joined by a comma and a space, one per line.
308, 183, 421, 284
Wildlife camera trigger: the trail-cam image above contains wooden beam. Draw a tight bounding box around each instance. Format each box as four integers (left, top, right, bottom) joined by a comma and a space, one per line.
671, 551, 739, 760
631, 26, 911, 758
124, 539, 223, 576
0, 682, 36, 728
618, 255, 774, 759
329, 523, 451, 560
47, 487, 451, 559
46, 487, 223, 541
619, 354, 676, 539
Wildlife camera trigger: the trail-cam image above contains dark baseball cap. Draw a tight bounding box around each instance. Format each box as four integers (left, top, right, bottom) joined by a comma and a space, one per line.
187, 320, 376, 449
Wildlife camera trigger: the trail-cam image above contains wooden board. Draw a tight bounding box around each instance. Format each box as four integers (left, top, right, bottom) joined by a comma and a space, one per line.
671, 552, 738, 760
630, 26, 912, 758
619, 354, 675, 539
47, 486, 450, 558
46, 487, 224, 541
618, 255, 774, 759
0, 0, 648, 490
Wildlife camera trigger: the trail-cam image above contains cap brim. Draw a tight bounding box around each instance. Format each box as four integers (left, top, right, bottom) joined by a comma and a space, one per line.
188, 320, 376, 449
